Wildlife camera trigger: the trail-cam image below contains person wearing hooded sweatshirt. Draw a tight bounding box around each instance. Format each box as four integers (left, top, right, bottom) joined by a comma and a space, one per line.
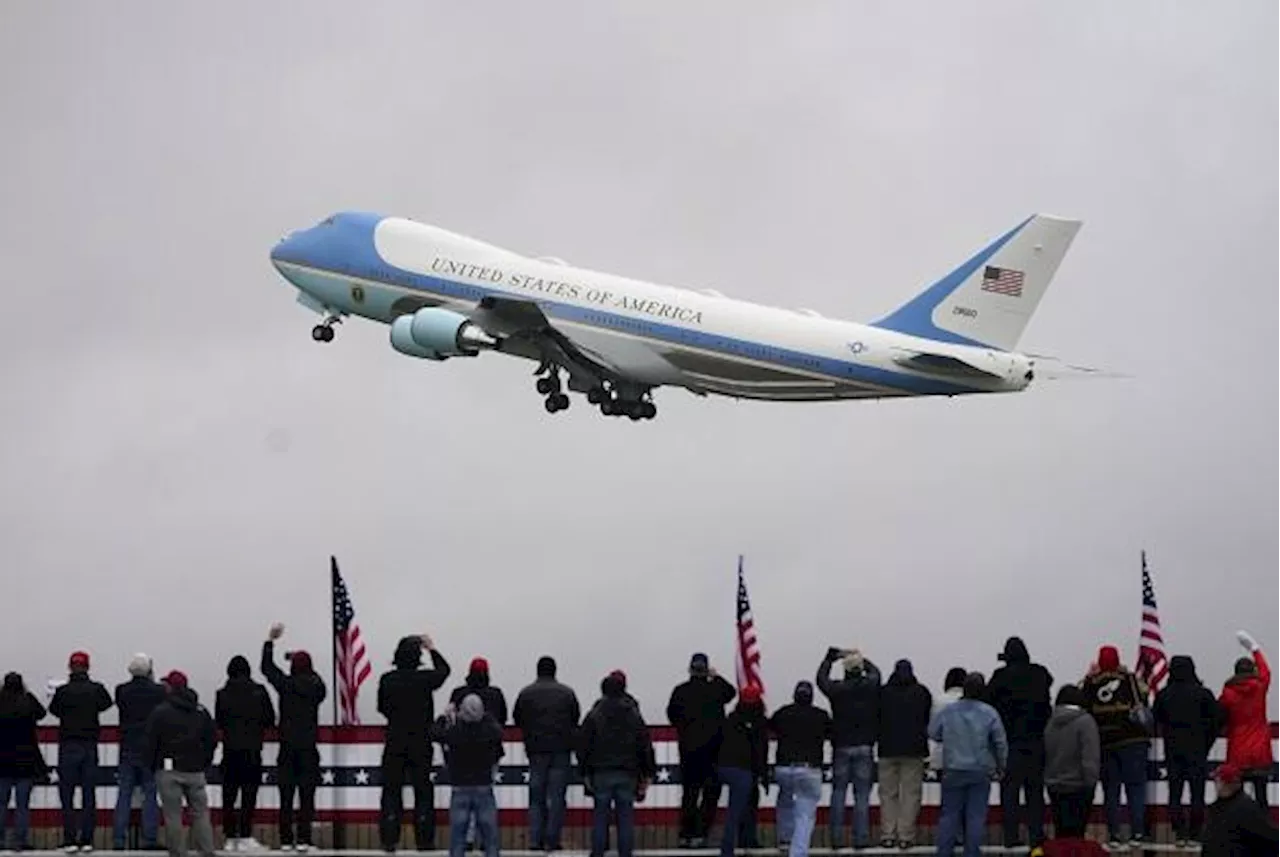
928, 673, 1008, 857
877, 659, 933, 849
215, 655, 276, 851
716, 683, 767, 857
816, 647, 881, 851
580, 673, 656, 857
0, 672, 47, 851
113, 654, 165, 851
144, 670, 218, 857
768, 680, 832, 857
1043, 685, 1100, 839
1218, 630, 1272, 810
432, 694, 504, 857
1080, 645, 1152, 846
512, 655, 581, 852
987, 637, 1054, 849
1153, 654, 1223, 844
49, 650, 112, 852
1201, 761, 1278, 857
377, 634, 452, 852
666, 653, 736, 848
261, 623, 327, 851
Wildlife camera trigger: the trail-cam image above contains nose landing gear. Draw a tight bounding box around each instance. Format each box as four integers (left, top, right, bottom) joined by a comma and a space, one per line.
311, 313, 342, 342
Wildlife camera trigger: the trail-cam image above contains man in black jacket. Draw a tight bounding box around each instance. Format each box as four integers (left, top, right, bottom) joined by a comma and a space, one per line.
769, 681, 832, 857
450, 658, 508, 725
816, 647, 880, 850
433, 694, 505, 857
145, 670, 217, 857
261, 623, 327, 851
512, 655, 581, 852
877, 659, 933, 849
1201, 762, 1277, 857
112, 654, 165, 850
377, 634, 451, 852
215, 654, 276, 851
666, 653, 736, 847
1154, 655, 1223, 845
581, 673, 656, 857
49, 650, 113, 852
988, 636, 1054, 849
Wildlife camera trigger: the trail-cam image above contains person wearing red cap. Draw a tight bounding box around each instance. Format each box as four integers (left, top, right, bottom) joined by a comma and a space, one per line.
261, 623, 327, 851
49, 651, 112, 852
1080, 645, 1152, 847
144, 670, 217, 857
715, 683, 768, 857
1201, 762, 1277, 856
1218, 630, 1273, 810
447, 657, 508, 851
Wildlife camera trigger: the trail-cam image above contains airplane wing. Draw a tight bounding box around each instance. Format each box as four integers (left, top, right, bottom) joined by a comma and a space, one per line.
888, 348, 1004, 380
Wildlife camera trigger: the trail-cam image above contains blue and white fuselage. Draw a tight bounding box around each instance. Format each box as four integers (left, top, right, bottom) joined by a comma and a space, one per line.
269, 211, 1083, 420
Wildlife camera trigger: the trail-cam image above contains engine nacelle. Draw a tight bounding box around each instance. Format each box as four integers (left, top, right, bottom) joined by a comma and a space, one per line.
389, 307, 499, 361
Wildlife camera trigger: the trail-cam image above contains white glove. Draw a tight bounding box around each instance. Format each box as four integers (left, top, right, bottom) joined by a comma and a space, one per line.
1237, 630, 1259, 653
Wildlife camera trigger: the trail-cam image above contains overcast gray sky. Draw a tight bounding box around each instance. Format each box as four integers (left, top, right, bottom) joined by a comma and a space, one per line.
1, 3, 1275, 722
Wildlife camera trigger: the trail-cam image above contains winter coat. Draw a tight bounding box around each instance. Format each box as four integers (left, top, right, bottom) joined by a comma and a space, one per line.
215, 676, 276, 753
1201, 789, 1278, 857
816, 652, 881, 748
579, 695, 656, 778
377, 649, 452, 750
1080, 668, 1150, 750
1043, 704, 1101, 792
144, 688, 217, 774
717, 705, 768, 780
49, 673, 113, 743
115, 676, 166, 757
666, 674, 736, 754
1153, 656, 1222, 764
432, 714, 504, 787
512, 677, 581, 755
988, 637, 1055, 744
769, 702, 832, 767
928, 699, 1008, 776
0, 690, 47, 778
878, 663, 933, 758
260, 642, 327, 749
1219, 651, 1273, 773
449, 671, 508, 725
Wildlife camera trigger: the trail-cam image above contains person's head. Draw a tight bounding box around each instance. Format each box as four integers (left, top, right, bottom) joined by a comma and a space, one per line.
68, 651, 90, 676
128, 653, 153, 679
689, 653, 709, 677
393, 636, 423, 669
469, 657, 489, 677
891, 659, 914, 682
739, 683, 764, 711
226, 655, 251, 679
1214, 762, 1242, 798
962, 672, 986, 700
1055, 685, 1085, 708
1234, 657, 1258, 678
999, 637, 1030, 665
610, 669, 627, 690
289, 650, 313, 675
1168, 655, 1197, 684
163, 670, 188, 693
459, 693, 485, 723
536, 656, 557, 679
842, 649, 865, 676
944, 667, 968, 692
793, 680, 814, 705
602, 673, 625, 699
2, 672, 23, 695
1097, 645, 1121, 673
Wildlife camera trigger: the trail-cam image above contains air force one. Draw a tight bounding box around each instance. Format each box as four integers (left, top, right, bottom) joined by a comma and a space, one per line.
269, 211, 1102, 421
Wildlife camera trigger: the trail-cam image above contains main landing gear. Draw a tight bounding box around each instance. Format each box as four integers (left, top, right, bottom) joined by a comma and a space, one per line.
311, 313, 341, 342
534, 366, 657, 421
536, 369, 571, 413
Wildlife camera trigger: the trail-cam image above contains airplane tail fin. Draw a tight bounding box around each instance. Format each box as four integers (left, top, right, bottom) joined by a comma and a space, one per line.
870, 214, 1082, 352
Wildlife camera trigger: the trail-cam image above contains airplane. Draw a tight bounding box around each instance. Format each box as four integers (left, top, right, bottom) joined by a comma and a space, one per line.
268, 211, 1100, 421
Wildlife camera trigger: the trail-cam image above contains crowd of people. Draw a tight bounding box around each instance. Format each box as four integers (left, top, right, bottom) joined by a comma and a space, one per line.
0, 624, 1275, 857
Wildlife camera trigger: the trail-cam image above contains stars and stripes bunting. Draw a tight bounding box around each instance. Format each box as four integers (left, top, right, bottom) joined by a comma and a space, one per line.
1136, 550, 1170, 694
980, 265, 1025, 297
332, 557, 372, 725
734, 555, 765, 697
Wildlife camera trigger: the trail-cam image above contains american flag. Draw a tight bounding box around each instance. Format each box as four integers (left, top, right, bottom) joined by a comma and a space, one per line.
332, 557, 372, 725
734, 555, 765, 697
980, 265, 1025, 297
1135, 551, 1170, 694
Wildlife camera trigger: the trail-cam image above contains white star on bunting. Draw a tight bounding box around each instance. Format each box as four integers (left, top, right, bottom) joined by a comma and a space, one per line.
355, 769, 370, 785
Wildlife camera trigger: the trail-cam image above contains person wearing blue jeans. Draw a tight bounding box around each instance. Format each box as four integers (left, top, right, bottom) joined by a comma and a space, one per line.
49, 652, 113, 851
589, 770, 637, 857
774, 778, 795, 848
1081, 645, 1153, 845
528, 752, 570, 851
0, 777, 34, 850
112, 655, 164, 850
579, 673, 656, 857
928, 673, 1008, 857
449, 787, 499, 857
112, 752, 158, 849
513, 656, 581, 853
1101, 743, 1149, 843
768, 680, 832, 857
0, 671, 47, 852
716, 684, 768, 857
774, 766, 822, 857
433, 694, 505, 857
829, 746, 874, 848
816, 648, 881, 850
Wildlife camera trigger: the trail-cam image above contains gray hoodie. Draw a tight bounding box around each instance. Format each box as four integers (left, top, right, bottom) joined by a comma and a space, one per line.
1043, 704, 1101, 792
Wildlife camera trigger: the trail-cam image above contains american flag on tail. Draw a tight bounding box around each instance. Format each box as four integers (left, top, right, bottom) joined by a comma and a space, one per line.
1135, 551, 1170, 694
332, 557, 372, 725
734, 555, 765, 696
980, 265, 1025, 297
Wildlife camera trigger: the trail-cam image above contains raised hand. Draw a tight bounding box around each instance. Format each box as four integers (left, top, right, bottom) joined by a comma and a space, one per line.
1237, 630, 1259, 653
269, 622, 285, 641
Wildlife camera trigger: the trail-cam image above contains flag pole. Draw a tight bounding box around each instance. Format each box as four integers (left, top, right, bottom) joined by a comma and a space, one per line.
329, 555, 346, 851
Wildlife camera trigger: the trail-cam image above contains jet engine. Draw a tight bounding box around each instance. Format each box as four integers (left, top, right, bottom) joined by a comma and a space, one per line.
389, 307, 500, 361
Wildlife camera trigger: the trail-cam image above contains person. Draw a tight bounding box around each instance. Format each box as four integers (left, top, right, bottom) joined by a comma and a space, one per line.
432, 694, 504, 857
449, 658, 507, 850
716, 683, 768, 857
928, 672, 1008, 857
1218, 630, 1272, 809
987, 637, 1053, 850
512, 655, 581, 852
816, 647, 880, 851
1153, 655, 1223, 845
877, 659, 933, 849
768, 680, 831, 857
580, 673, 656, 857
144, 670, 217, 857
1080, 645, 1152, 846
377, 634, 452, 853
112, 654, 165, 851
1201, 762, 1278, 857
215, 654, 276, 852
666, 653, 736, 848
261, 623, 327, 851
1043, 685, 1100, 839
49, 651, 112, 853
0, 673, 47, 852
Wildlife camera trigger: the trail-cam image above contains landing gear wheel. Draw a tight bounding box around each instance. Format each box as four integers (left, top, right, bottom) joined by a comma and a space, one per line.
601, 399, 620, 416
587, 387, 606, 405
640, 401, 657, 420
536, 377, 556, 395
553, 393, 569, 410
311, 325, 334, 342
544, 397, 559, 414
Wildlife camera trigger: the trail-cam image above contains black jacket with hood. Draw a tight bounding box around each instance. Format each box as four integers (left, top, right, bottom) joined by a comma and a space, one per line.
50, 672, 113, 743
1153, 655, 1223, 764
378, 638, 452, 750
878, 660, 933, 758
717, 703, 769, 780
580, 676, 656, 778
261, 641, 327, 749
215, 656, 276, 753
116, 675, 166, 757
816, 651, 881, 748
513, 667, 581, 755
666, 673, 736, 754
987, 637, 1054, 745
1202, 788, 1278, 857
144, 686, 218, 774
449, 668, 508, 725
0, 675, 47, 779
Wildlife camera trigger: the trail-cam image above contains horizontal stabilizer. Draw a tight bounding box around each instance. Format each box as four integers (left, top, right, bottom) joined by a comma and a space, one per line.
890, 349, 1003, 380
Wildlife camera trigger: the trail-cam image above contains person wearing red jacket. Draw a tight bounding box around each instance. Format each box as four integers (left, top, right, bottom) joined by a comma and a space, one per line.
1218, 630, 1272, 809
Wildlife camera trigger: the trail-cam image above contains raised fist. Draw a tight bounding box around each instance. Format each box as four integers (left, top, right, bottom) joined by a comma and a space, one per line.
269, 623, 285, 641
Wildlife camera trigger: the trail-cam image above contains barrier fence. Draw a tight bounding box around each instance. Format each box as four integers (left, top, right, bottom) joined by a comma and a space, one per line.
14, 724, 1279, 850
